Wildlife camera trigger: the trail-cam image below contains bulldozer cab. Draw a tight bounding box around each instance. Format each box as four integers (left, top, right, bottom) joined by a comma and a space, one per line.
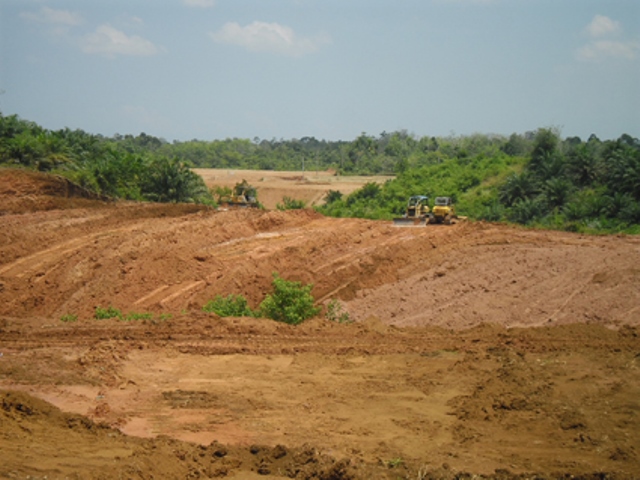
408, 195, 428, 208
431, 196, 456, 224
434, 197, 452, 206
406, 196, 429, 217
393, 195, 430, 226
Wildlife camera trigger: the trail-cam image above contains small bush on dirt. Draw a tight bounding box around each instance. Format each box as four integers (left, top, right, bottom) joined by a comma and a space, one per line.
324, 189, 343, 204
94, 305, 122, 320
124, 311, 154, 321
325, 299, 352, 324
203, 294, 256, 317
60, 314, 78, 323
276, 196, 306, 210
258, 273, 320, 325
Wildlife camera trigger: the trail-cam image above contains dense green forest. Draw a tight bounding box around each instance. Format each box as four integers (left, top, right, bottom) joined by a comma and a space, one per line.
1, 112, 638, 233
319, 129, 640, 234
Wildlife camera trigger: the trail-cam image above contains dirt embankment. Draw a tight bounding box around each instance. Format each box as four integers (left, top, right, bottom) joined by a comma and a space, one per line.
0, 168, 639, 480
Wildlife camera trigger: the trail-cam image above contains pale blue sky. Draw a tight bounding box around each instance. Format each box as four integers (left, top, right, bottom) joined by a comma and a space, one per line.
1, 0, 639, 141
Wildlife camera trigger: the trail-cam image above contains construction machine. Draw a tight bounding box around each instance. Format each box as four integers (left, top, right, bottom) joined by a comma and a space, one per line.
220, 180, 259, 208
393, 195, 430, 226
430, 196, 457, 224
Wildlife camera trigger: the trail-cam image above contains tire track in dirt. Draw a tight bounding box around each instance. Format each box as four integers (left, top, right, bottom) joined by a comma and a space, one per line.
0, 224, 143, 278
133, 281, 207, 309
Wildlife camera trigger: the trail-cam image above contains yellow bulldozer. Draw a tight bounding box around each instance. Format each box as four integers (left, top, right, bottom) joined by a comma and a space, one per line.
430, 196, 457, 224
393, 195, 459, 226
218, 180, 259, 208
393, 195, 431, 226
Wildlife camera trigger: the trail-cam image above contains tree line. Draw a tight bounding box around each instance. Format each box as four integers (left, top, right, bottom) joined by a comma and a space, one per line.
1, 112, 638, 233
0, 113, 212, 203
318, 129, 640, 234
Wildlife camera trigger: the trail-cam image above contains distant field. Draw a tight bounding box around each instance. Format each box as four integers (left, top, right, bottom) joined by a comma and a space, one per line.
193, 168, 394, 209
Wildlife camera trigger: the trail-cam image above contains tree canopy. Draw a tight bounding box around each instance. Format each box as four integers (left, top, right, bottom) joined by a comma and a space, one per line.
1, 112, 638, 233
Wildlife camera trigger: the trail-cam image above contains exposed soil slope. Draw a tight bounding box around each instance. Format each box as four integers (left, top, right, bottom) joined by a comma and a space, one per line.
0, 169, 639, 479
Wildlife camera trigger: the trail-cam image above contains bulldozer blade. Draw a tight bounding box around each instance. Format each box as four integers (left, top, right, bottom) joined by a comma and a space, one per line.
393, 217, 426, 227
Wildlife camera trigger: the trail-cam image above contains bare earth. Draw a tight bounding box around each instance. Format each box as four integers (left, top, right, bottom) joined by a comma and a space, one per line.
193, 168, 393, 209
0, 168, 639, 480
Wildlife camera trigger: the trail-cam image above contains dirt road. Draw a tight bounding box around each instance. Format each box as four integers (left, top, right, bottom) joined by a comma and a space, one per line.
0, 169, 639, 479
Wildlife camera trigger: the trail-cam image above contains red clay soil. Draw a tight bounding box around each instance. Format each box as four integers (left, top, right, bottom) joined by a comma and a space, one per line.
0, 168, 639, 479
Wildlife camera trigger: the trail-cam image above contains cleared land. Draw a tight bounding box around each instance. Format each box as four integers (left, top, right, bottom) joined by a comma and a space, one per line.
0, 168, 639, 480
194, 168, 393, 209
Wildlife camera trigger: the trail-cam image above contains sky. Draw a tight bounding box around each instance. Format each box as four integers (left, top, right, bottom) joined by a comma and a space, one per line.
1, 0, 639, 142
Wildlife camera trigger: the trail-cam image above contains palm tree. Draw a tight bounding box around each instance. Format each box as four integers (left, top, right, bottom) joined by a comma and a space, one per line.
499, 171, 539, 207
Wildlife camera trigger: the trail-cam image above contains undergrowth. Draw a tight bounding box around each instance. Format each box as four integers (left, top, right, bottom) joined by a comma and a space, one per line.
202, 272, 321, 325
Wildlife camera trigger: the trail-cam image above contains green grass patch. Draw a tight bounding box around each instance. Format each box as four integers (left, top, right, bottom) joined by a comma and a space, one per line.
123, 311, 154, 321
203, 272, 321, 325
94, 305, 122, 320
203, 294, 257, 317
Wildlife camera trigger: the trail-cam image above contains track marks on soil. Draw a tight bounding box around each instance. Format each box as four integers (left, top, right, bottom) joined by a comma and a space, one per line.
0, 225, 140, 278
133, 281, 207, 308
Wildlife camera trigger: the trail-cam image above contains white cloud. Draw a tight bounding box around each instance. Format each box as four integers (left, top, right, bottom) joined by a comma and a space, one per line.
20, 6, 83, 26
585, 15, 621, 38
82, 25, 159, 57
121, 15, 145, 27
210, 21, 330, 57
578, 40, 639, 61
183, 0, 216, 7
578, 15, 637, 61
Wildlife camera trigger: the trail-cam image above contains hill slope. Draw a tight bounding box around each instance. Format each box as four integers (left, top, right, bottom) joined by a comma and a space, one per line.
0, 169, 639, 479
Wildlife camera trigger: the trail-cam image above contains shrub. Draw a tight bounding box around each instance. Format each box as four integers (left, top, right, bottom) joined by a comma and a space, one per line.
94, 305, 122, 320
325, 299, 351, 324
276, 196, 307, 210
324, 190, 343, 204
620, 200, 640, 223
203, 294, 256, 317
508, 196, 546, 224
60, 313, 78, 323
258, 273, 320, 325
478, 202, 505, 222
124, 312, 154, 321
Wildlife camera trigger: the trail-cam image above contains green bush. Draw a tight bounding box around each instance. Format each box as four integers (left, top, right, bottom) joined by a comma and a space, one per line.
258, 273, 320, 325
325, 299, 351, 324
60, 313, 78, 323
124, 312, 154, 321
508, 196, 546, 224
324, 190, 343, 204
276, 196, 307, 210
94, 305, 122, 320
203, 294, 256, 317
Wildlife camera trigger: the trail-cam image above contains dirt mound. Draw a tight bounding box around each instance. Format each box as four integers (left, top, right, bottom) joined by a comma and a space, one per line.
0, 200, 637, 330
1, 170, 639, 479
0, 389, 385, 479
0, 168, 111, 214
